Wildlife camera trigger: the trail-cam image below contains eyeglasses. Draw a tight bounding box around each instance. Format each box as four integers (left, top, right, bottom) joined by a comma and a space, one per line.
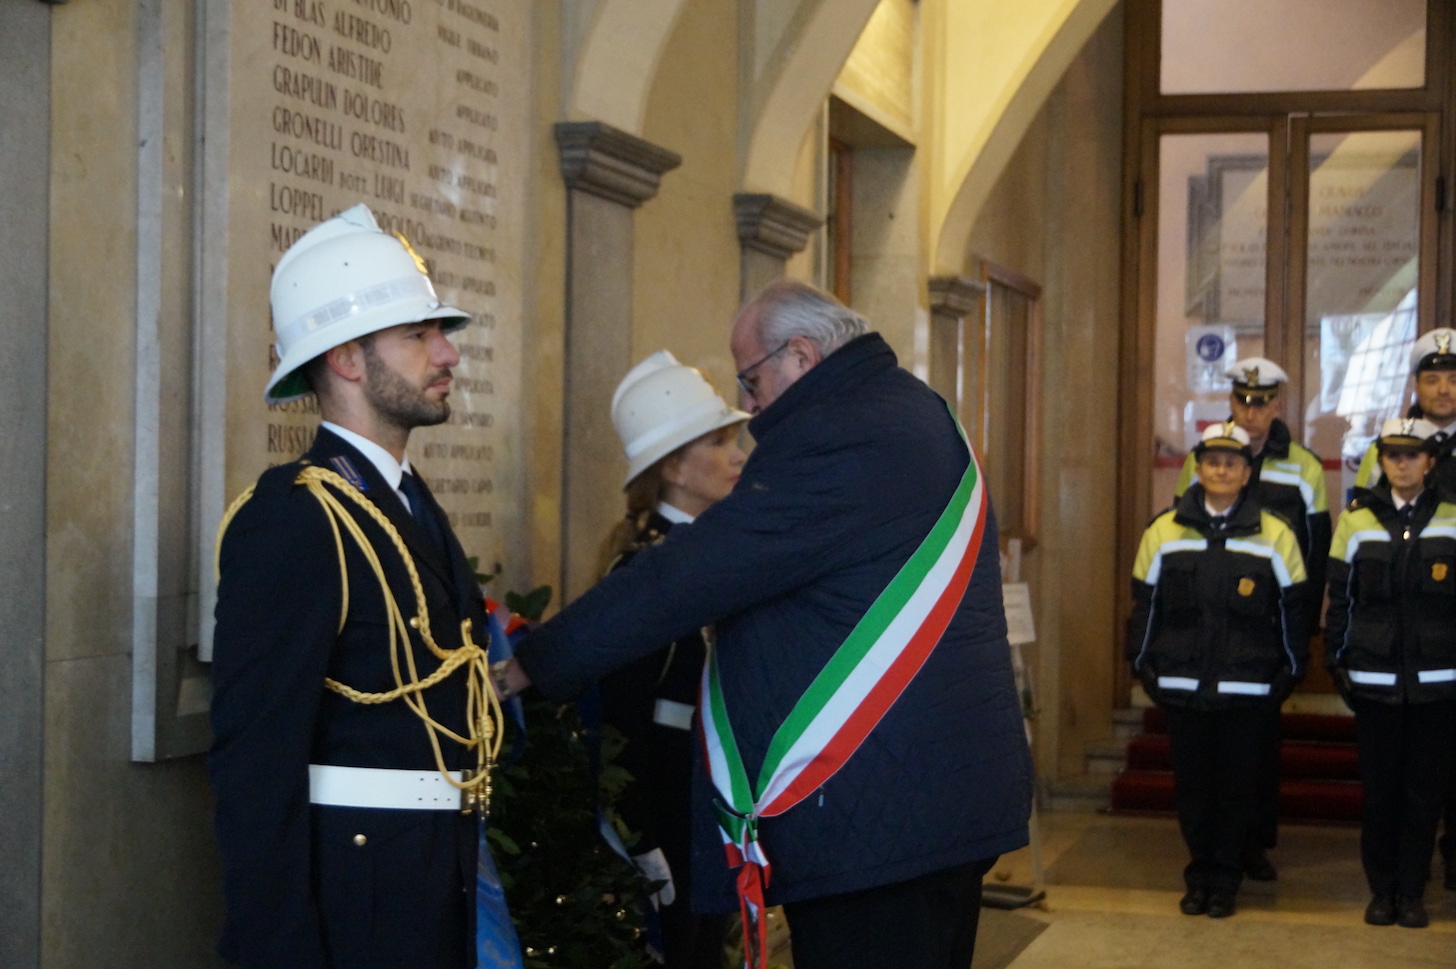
735, 341, 790, 398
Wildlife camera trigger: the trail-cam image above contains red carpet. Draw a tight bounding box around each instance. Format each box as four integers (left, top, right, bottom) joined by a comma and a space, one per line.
1109, 706, 1363, 822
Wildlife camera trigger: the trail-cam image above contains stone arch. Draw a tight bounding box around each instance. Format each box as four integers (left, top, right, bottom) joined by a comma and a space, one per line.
740, 0, 882, 196
931, 0, 1119, 271
570, 0, 693, 133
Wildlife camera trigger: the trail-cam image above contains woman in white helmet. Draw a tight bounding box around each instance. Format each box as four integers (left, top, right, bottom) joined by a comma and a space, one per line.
597, 351, 748, 969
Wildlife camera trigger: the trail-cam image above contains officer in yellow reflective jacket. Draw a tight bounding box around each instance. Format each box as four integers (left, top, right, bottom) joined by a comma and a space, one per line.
1128, 422, 1309, 920
1173, 357, 1327, 881
1349, 329, 1456, 886
1327, 418, 1456, 930
1352, 329, 1456, 492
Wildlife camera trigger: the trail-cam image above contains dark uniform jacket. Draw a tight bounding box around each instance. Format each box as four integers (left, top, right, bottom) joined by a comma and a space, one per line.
516, 333, 1032, 911
1177, 418, 1331, 609
1127, 485, 1310, 710
209, 428, 484, 969
1325, 483, 1456, 706
599, 512, 705, 859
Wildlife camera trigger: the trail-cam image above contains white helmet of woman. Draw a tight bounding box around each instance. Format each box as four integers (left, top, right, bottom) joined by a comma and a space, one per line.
611, 351, 749, 486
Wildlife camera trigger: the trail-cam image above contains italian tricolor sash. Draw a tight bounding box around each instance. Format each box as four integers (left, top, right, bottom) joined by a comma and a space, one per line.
699, 412, 988, 969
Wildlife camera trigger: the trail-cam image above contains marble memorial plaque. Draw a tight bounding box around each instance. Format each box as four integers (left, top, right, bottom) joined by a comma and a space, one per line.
216, 0, 527, 631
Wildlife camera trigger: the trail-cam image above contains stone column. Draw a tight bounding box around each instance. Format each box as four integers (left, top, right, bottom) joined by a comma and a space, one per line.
555, 122, 681, 601
926, 274, 985, 407
0, 6, 49, 968
733, 193, 823, 301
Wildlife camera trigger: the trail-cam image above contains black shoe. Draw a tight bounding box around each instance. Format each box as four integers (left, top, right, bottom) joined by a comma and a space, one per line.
1364, 895, 1396, 926
1243, 849, 1277, 882
1206, 892, 1237, 918
1395, 895, 1428, 929
1179, 887, 1209, 915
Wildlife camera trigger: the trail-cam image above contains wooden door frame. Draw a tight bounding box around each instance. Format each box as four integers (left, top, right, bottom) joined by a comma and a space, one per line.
1114, 0, 1453, 703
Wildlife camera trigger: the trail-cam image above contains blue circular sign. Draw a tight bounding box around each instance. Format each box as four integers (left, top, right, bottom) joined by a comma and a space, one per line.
1195, 333, 1226, 363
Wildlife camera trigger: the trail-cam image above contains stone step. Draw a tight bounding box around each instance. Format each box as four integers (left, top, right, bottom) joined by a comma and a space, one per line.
1083, 737, 1130, 776
1110, 706, 1146, 741
1041, 773, 1111, 813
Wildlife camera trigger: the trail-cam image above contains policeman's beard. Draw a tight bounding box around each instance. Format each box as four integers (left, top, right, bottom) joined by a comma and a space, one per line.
361, 342, 452, 430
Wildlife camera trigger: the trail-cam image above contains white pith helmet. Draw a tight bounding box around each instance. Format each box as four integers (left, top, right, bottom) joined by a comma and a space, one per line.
265, 204, 469, 403
611, 351, 749, 487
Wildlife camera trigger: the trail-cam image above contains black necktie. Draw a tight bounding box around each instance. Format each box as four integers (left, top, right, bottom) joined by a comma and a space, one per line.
399, 470, 448, 560
1437, 431, 1449, 444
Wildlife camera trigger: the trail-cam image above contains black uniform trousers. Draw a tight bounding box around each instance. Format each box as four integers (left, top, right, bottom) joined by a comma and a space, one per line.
1165, 703, 1279, 894
781, 857, 997, 969
1353, 696, 1456, 898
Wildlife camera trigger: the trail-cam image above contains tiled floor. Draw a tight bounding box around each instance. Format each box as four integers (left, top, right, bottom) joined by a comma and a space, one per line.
973, 811, 1456, 969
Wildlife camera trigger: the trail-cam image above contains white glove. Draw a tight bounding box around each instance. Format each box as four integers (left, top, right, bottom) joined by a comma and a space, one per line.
631, 847, 676, 909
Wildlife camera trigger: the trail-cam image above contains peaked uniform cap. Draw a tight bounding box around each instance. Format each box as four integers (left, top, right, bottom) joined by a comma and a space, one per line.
1225, 357, 1288, 401
1410, 328, 1456, 373
611, 350, 749, 486
1377, 416, 1441, 451
1194, 420, 1253, 461
264, 204, 469, 404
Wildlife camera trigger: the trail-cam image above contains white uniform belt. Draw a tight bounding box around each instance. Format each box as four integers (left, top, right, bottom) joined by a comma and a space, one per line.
653, 698, 695, 731
308, 764, 464, 811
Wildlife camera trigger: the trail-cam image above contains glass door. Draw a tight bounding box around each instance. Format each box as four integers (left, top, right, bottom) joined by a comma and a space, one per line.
1287, 115, 1440, 506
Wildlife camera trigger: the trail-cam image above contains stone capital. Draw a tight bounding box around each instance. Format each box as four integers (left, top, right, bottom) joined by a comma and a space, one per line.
554, 122, 682, 208
927, 274, 986, 318
733, 193, 823, 260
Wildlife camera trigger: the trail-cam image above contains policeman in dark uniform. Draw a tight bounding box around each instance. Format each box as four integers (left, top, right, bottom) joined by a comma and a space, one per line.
1352, 329, 1456, 888
209, 205, 498, 969
1131, 422, 1309, 919
596, 351, 747, 968
1173, 358, 1329, 881
1327, 418, 1456, 929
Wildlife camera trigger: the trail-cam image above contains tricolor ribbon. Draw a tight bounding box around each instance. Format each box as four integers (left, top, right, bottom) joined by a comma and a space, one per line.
699, 406, 987, 969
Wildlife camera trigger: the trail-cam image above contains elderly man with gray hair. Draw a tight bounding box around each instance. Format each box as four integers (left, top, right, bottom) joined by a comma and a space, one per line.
504, 280, 1031, 969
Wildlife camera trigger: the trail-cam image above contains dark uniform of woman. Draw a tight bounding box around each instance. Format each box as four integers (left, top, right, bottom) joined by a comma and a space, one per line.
1326, 417, 1456, 929
1127, 422, 1308, 918
600, 510, 727, 967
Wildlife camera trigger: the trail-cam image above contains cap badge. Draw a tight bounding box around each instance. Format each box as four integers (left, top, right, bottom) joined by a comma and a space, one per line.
1224, 420, 1238, 437
1242, 366, 1260, 386
1437, 332, 1453, 356
393, 231, 430, 276
1403, 418, 1417, 435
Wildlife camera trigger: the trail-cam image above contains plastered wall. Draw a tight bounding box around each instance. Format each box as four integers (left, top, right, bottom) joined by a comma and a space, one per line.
967, 8, 1124, 781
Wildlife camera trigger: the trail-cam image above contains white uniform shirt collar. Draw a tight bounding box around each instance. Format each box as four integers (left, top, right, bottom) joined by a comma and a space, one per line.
1393, 493, 1414, 512
321, 421, 414, 509
656, 502, 695, 525
1439, 419, 1456, 439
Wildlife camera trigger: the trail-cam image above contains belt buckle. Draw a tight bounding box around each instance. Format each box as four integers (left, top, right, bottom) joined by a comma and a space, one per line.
459, 768, 477, 815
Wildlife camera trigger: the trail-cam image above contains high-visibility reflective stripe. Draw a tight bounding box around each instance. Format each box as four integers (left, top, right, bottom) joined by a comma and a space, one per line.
1144, 539, 1209, 585
1259, 467, 1316, 511
1349, 670, 1398, 686
1157, 676, 1199, 691
1343, 529, 1390, 562
1422, 524, 1456, 541
1224, 537, 1293, 587
1216, 681, 1271, 696
1418, 669, 1456, 684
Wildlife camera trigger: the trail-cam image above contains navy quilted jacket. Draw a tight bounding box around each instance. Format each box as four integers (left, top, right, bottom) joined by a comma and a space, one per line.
515, 333, 1032, 910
